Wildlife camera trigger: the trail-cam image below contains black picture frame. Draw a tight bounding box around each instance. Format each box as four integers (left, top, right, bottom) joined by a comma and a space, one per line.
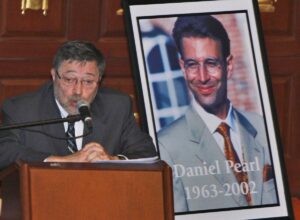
122, 0, 293, 219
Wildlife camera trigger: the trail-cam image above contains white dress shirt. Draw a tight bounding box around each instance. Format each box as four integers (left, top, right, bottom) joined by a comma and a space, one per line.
191, 98, 244, 163
55, 100, 84, 150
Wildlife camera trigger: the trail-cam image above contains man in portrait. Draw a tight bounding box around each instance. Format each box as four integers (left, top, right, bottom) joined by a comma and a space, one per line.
158, 15, 277, 212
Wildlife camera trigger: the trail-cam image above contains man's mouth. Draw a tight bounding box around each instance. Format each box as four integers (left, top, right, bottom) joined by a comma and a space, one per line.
195, 85, 217, 95
69, 99, 80, 108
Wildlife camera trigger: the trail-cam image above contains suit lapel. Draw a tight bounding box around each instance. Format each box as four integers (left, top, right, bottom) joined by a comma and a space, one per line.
233, 109, 264, 205
82, 94, 106, 147
39, 83, 70, 155
185, 107, 248, 206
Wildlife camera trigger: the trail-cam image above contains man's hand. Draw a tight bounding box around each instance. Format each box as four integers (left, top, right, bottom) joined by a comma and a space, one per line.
45, 142, 119, 163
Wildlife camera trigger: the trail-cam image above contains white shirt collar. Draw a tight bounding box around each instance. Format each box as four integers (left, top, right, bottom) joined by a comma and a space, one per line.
55, 99, 68, 118
191, 97, 237, 133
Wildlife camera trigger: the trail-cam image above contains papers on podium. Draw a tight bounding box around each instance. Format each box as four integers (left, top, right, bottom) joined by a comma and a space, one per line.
94, 156, 159, 164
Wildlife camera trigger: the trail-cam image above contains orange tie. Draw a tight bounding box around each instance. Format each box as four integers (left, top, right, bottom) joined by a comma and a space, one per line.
217, 122, 252, 205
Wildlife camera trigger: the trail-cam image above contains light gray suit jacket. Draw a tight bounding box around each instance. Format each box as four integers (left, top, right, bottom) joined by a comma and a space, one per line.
158, 106, 277, 212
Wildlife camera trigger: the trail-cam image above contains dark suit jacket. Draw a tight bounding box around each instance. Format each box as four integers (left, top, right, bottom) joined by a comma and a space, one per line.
0, 82, 156, 169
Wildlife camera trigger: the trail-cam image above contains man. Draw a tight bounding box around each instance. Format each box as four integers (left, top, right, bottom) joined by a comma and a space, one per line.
158, 15, 277, 212
0, 40, 157, 169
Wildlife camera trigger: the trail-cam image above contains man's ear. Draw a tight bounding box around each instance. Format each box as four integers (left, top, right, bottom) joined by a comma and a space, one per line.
226, 55, 234, 79
50, 68, 56, 81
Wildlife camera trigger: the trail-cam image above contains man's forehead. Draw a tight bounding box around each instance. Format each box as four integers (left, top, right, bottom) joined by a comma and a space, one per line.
181, 37, 226, 57
59, 60, 99, 76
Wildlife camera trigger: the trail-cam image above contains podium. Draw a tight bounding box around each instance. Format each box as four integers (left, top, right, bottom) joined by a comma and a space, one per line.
0, 160, 174, 220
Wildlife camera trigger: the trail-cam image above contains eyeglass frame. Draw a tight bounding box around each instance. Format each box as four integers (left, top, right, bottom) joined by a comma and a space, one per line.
55, 70, 100, 88
182, 57, 225, 75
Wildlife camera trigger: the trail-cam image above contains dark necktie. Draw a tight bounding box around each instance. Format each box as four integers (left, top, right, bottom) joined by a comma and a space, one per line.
66, 121, 77, 152
216, 122, 252, 205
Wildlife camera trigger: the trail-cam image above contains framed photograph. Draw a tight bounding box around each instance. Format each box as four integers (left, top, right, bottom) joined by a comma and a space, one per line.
122, 0, 293, 219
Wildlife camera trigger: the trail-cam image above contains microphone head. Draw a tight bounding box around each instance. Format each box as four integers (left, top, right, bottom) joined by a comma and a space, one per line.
77, 100, 93, 131
77, 100, 90, 109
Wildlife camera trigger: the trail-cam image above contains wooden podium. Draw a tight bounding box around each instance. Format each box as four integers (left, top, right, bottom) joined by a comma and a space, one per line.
0, 160, 174, 220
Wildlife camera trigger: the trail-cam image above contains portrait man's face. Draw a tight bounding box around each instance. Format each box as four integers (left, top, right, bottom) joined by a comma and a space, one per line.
51, 60, 100, 115
179, 37, 233, 118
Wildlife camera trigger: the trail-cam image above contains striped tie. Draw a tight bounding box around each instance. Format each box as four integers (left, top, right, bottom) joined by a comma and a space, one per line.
66, 121, 77, 152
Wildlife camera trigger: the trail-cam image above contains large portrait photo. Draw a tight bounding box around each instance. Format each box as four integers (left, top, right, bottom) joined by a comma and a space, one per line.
123, 0, 293, 219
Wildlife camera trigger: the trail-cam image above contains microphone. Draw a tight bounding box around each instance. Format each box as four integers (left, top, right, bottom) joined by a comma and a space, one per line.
77, 100, 93, 131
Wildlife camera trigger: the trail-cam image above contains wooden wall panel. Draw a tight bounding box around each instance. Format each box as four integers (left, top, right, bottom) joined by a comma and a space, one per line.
0, 0, 66, 37
261, 0, 300, 56
268, 56, 300, 196
0, 0, 67, 90
0, 79, 48, 102
68, 0, 100, 40
261, 0, 300, 196
97, 0, 131, 77
0, 0, 134, 106
99, 1, 125, 38
271, 75, 292, 155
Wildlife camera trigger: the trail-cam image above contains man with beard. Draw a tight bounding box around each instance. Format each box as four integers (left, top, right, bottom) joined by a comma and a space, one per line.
158, 15, 277, 212
0, 40, 157, 169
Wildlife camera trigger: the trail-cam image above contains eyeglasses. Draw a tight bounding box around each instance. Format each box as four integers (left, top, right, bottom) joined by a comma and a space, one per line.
183, 58, 223, 75
56, 71, 99, 88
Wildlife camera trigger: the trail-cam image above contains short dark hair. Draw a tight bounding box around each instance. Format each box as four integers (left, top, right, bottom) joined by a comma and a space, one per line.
53, 40, 106, 76
172, 15, 230, 59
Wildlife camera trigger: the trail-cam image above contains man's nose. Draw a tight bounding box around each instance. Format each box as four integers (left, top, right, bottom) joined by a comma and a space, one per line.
196, 65, 210, 83
73, 80, 83, 95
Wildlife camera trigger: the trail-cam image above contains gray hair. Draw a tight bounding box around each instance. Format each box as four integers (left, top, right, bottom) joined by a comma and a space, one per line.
53, 40, 106, 76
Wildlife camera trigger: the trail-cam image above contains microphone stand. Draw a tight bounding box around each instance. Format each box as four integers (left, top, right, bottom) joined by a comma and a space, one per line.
0, 115, 82, 131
